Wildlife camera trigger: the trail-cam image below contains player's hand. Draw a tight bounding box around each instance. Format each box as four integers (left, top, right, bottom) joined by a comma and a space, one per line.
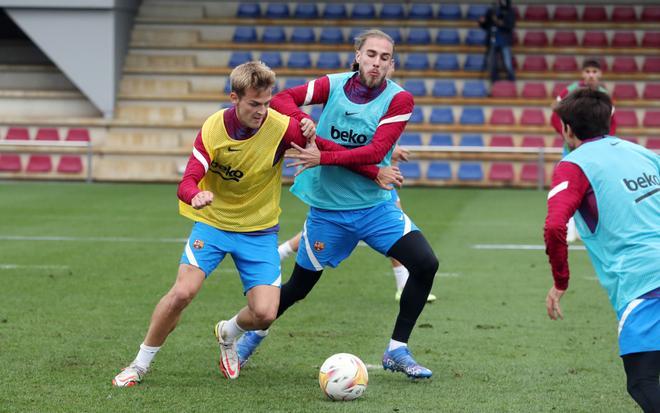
191, 190, 214, 209
286, 141, 321, 176
545, 286, 566, 320
375, 166, 403, 190
299, 118, 316, 141
391, 146, 410, 163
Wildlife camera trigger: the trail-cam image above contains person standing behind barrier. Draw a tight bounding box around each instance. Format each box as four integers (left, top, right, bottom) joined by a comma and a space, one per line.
479, 0, 516, 84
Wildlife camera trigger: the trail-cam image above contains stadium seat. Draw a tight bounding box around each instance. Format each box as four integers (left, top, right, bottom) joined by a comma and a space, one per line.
66, 129, 90, 142
26, 155, 52, 173
319, 27, 344, 44
615, 110, 639, 127
466, 5, 488, 20
464, 54, 485, 71
641, 6, 660, 22
458, 163, 484, 181
521, 82, 547, 98
398, 133, 423, 146
521, 136, 545, 147
282, 163, 296, 177
283, 78, 307, 90
462, 81, 488, 97
323, 4, 346, 19
582, 31, 608, 47
404, 54, 430, 70
260, 52, 282, 69
524, 5, 549, 21
409, 4, 434, 19
316, 52, 342, 69
489, 163, 514, 182
643, 57, 660, 73
460, 108, 485, 125
310, 106, 323, 122
553, 6, 578, 21
520, 109, 545, 126
382, 28, 402, 44
520, 163, 542, 183
294, 4, 318, 19
436, 29, 460, 45
228, 51, 252, 67
552, 31, 578, 47
582, 6, 608, 22
613, 84, 639, 100
409, 107, 424, 124
291, 27, 315, 44
642, 32, 660, 48
553, 56, 578, 72
427, 162, 452, 180
265, 3, 289, 18
381, 4, 405, 19
465, 29, 486, 46
523, 31, 548, 47
6, 127, 30, 140
434, 54, 460, 71
432, 80, 457, 97
621, 136, 639, 144
490, 135, 514, 147
643, 110, 660, 127
351, 4, 375, 19
0, 155, 21, 171
399, 162, 421, 179
287, 52, 311, 69
403, 79, 427, 96
459, 134, 484, 146
612, 57, 639, 73
438, 4, 462, 20
429, 107, 454, 124
491, 81, 517, 98
612, 6, 637, 22
408, 28, 431, 45
35, 128, 59, 141
236, 3, 260, 18
233, 26, 257, 43
643, 84, 660, 100
522, 56, 548, 72
262, 26, 286, 43
552, 82, 569, 98
429, 134, 453, 146
645, 137, 660, 149
612, 32, 638, 48
223, 78, 231, 94
552, 136, 564, 148
348, 28, 366, 44
490, 108, 515, 125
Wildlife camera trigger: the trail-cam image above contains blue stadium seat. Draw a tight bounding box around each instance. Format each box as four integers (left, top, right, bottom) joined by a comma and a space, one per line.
403, 79, 427, 96
310, 105, 323, 122
282, 164, 297, 177
287, 52, 312, 69
320, 27, 344, 44
262, 26, 286, 43
291, 27, 315, 43
462, 81, 488, 97
399, 162, 422, 179
398, 133, 423, 146
429, 134, 453, 146
409, 4, 434, 19
464, 54, 485, 71
382, 28, 402, 44
348, 28, 366, 43
465, 29, 487, 45
409, 107, 425, 124
434, 54, 460, 70
427, 162, 452, 180
404, 53, 430, 70
408, 28, 431, 45
436, 29, 460, 45
432, 80, 457, 97
223, 78, 231, 94
265, 3, 289, 18
459, 135, 484, 146
467, 5, 489, 20
352, 4, 376, 19
228, 51, 252, 67
233, 26, 257, 43
381, 4, 405, 19
458, 162, 484, 181
460, 108, 485, 125
237, 3, 260, 18
283, 78, 307, 90
294, 4, 318, 19
260, 52, 282, 68
438, 4, 462, 20
316, 52, 342, 69
323, 4, 347, 19
430, 107, 454, 124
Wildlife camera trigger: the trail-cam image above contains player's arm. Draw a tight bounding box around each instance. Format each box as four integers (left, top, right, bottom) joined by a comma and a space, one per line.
271, 76, 331, 122
177, 131, 214, 209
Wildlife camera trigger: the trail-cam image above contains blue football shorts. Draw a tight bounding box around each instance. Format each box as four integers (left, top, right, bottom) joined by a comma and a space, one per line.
617, 293, 660, 355
295, 201, 419, 271
180, 222, 281, 293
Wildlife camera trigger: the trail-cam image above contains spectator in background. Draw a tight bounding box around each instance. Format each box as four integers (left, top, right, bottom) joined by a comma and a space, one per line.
479, 0, 516, 84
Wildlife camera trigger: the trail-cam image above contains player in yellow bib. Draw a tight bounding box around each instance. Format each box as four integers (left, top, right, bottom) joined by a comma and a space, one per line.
112, 61, 402, 386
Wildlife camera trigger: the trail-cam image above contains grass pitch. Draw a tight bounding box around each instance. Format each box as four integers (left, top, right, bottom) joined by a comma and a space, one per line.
0, 182, 639, 412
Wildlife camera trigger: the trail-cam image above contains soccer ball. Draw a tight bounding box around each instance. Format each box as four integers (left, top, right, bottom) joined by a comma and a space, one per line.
318, 353, 368, 401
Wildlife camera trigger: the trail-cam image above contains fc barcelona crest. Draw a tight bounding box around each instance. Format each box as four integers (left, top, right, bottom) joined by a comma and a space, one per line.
313, 241, 325, 252
193, 239, 204, 249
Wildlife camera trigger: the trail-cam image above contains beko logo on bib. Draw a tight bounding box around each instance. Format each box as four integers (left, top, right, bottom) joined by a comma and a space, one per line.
330, 125, 367, 144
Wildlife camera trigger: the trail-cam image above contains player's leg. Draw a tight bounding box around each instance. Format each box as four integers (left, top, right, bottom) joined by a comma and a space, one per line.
622, 351, 660, 412
278, 232, 301, 260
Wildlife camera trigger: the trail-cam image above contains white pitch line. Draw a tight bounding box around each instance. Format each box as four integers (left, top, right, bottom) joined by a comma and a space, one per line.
0, 235, 187, 243
472, 244, 586, 251
0, 264, 70, 270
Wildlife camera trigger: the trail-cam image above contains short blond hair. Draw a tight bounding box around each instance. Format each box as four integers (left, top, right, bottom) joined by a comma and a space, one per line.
353, 29, 395, 51
229, 61, 276, 97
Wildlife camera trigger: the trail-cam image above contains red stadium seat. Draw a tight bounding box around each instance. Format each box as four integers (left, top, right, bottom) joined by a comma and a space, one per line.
552, 82, 569, 98
621, 136, 639, 144
520, 163, 543, 182
489, 135, 514, 147
645, 137, 660, 149
521, 82, 547, 98
582, 31, 608, 47
520, 109, 545, 126
552, 137, 565, 148
643, 84, 660, 100
66, 128, 90, 141
524, 6, 549, 21
553, 6, 578, 21
26, 155, 52, 173
643, 57, 660, 73
615, 110, 639, 127
488, 163, 514, 182
582, 6, 608, 22
521, 136, 546, 147
491, 81, 517, 98
5, 127, 29, 140
612, 6, 637, 22
553, 56, 578, 72
643, 110, 660, 128
612, 32, 638, 48
0, 155, 21, 171
642, 32, 660, 48
35, 128, 60, 141
522, 31, 548, 47
490, 108, 515, 125
552, 31, 578, 47
521, 56, 548, 72
612, 57, 639, 73
57, 156, 83, 173
613, 84, 639, 100
641, 6, 660, 22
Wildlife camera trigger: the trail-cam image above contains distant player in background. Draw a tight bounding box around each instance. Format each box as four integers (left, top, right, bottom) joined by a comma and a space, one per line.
544, 88, 659, 412
111, 61, 402, 386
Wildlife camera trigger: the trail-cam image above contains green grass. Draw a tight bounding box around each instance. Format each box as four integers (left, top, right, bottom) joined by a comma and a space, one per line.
0, 182, 639, 412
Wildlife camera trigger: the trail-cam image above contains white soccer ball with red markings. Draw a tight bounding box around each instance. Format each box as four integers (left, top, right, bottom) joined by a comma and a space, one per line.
318, 353, 368, 401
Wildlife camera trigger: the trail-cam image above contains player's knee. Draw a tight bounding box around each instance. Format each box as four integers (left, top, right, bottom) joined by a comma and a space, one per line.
251, 306, 277, 328
169, 285, 197, 308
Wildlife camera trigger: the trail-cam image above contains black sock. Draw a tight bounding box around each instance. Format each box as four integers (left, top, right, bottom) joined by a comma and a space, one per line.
622, 351, 660, 413
277, 263, 323, 318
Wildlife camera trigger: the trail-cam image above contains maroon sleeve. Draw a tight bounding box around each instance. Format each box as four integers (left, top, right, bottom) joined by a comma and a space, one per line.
544, 161, 591, 290
319, 91, 414, 166
550, 87, 569, 135
271, 76, 331, 121
177, 131, 209, 204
